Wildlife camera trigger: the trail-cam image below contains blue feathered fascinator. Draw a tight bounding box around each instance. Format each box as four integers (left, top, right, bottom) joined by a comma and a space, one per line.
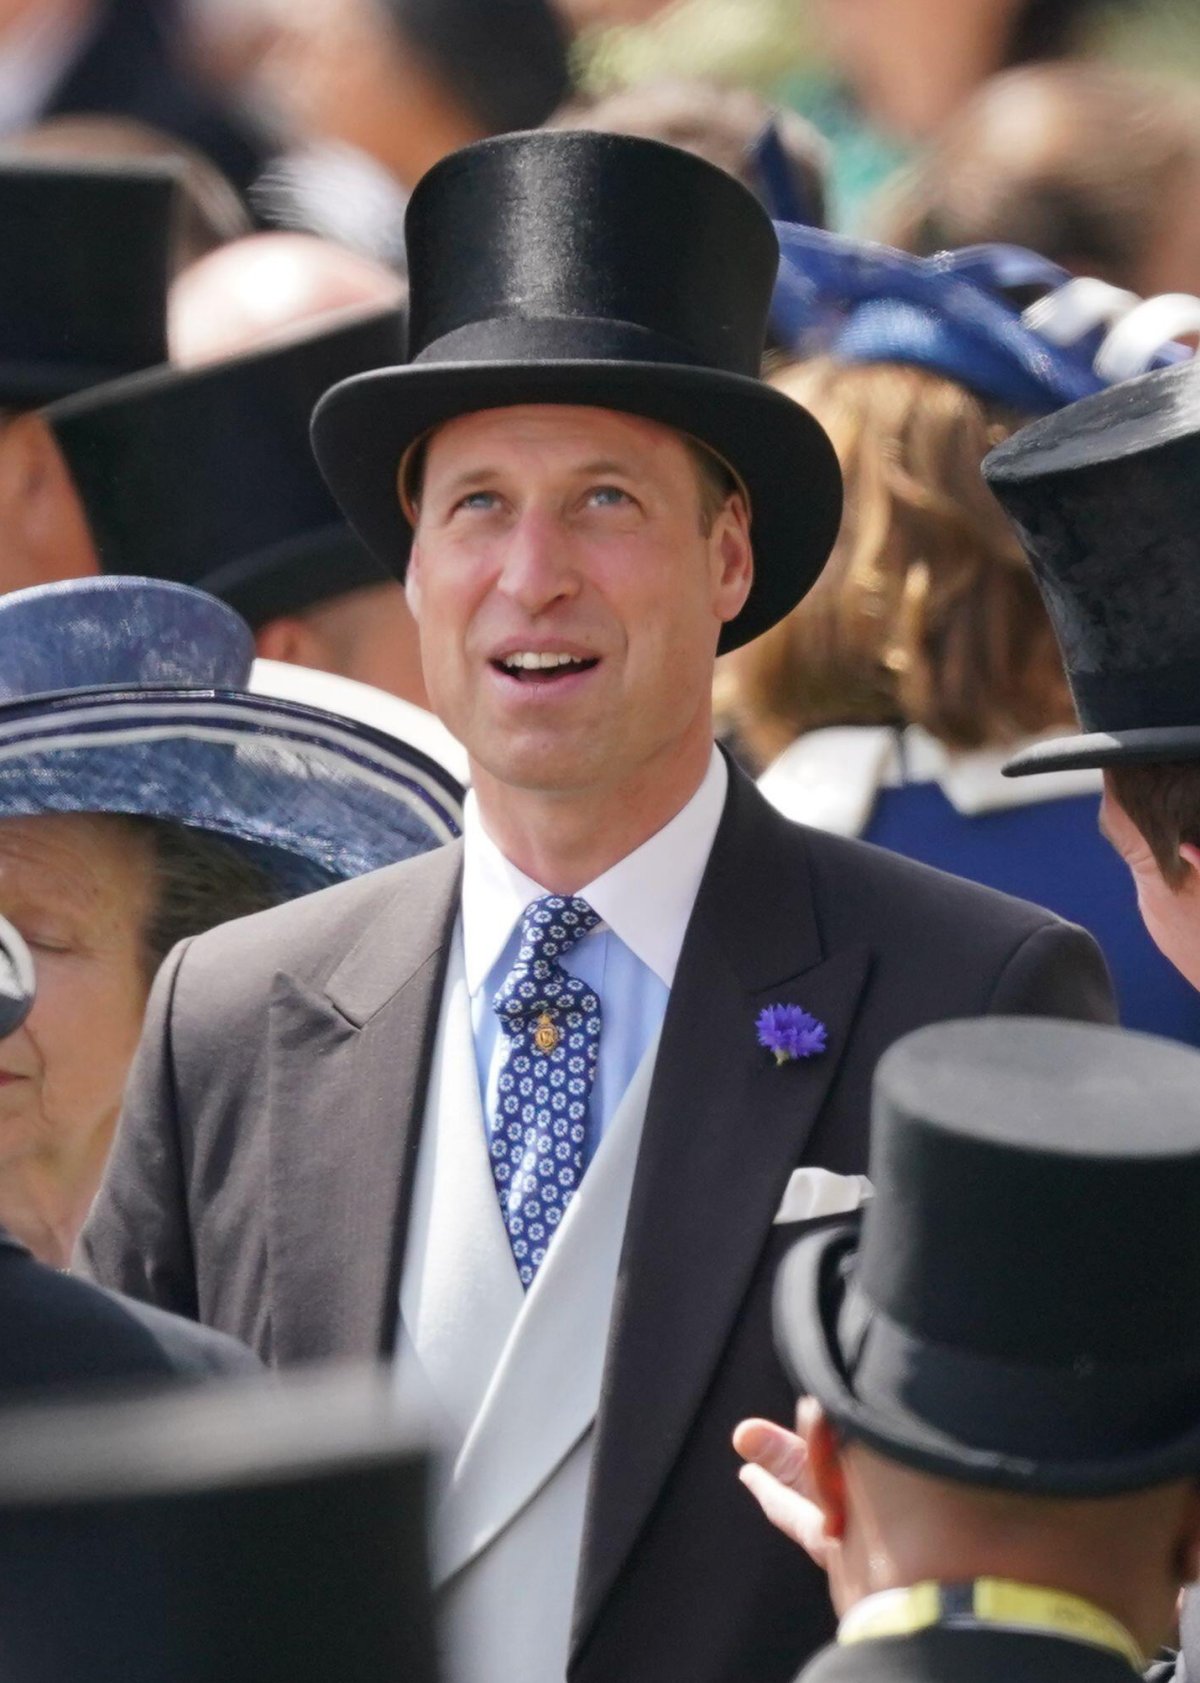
770, 224, 1194, 415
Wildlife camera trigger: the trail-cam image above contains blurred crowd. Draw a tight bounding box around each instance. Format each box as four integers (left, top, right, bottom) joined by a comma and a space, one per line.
1, 1, 1200, 1681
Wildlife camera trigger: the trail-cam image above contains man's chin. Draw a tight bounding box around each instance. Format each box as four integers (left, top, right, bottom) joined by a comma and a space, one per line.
469, 737, 613, 798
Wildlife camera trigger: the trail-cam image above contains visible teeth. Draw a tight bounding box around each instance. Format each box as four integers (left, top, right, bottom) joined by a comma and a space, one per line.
502, 652, 587, 671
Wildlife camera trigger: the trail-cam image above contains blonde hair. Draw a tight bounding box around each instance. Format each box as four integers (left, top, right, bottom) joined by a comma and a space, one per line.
724, 358, 1074, 770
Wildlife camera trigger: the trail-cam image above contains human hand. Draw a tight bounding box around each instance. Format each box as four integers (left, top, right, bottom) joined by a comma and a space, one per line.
732, 1415, 832, 1572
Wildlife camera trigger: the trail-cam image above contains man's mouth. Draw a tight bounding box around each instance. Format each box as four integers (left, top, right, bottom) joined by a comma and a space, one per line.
491, 652, 600, 683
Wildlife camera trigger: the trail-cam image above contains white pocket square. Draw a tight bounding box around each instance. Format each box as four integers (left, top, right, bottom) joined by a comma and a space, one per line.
773, 1167, 872, 1225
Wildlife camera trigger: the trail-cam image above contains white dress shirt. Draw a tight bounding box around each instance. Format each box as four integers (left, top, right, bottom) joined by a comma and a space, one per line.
461, 746, 728, 1155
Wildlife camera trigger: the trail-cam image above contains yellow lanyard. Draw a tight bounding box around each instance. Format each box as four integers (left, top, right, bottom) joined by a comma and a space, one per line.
838, 1579, 1144, 1673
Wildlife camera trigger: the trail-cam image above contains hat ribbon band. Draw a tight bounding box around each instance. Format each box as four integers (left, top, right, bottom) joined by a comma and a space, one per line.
838, 1579, 1144, 1671
1069, 660, 1200, 734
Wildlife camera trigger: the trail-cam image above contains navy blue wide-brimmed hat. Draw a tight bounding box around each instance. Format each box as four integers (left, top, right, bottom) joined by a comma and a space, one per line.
0, 158, 178, 406
0, 576, 463, 893
47, 309, 406, 629
775, 1017, 1200, 1496
770, 226, 1189, 414
311, 130, 844, 654
983, 359, 1200, 775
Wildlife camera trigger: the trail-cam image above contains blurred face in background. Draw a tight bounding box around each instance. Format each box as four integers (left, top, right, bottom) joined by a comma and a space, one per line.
0, 813, 155, 1266
257, 0, 486, 187
0, 0, 89, 40
0, 411, 98, 597
813, 0, 1027, 139
551, 0, 673, 27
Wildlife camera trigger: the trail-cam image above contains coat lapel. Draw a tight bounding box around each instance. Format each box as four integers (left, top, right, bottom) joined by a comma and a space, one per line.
574, 770, 872, 1649
398, 934, 523, 1447
266, 843, 463, 1364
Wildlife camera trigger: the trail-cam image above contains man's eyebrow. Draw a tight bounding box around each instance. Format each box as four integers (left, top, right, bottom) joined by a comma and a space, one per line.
434, 457, 649, 496
436, 467, 502, 498
575, 457, 647, 481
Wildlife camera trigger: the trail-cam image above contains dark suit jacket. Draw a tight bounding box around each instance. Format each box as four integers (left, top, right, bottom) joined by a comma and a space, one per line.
0, 1229, 258, 1399
799, 1629, 1143, 1683
79, 766, 1113, 1683
47, 0, 272, 198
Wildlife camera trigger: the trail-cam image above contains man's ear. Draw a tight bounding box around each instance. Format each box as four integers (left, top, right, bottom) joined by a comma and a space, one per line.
1178, 844, 1200, 883
255, 614, 325, 667
1174, 1484, 1200, 1583
404, 546, 423, 619
798, 1396, 849, 1542
713, 495, 753, 627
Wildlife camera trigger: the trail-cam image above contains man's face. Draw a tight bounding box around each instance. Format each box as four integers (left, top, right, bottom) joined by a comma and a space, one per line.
1101, 777, 1200, 991
406, 404, 752, 801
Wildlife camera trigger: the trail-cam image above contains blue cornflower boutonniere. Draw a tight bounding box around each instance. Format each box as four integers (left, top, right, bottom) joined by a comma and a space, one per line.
757, 1003, 827, 1066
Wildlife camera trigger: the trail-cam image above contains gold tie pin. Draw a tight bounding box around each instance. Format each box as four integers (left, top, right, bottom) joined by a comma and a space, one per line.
533, 1012, 561, 1054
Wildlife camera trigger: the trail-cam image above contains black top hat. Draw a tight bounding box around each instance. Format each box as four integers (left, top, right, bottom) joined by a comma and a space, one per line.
383, 0, 571, 134
48, 308, 406, 628
0, 158, 177, 406
982, 360, 1200, 775
312, 131, 843, 653
776, 1016, 1200, 1496
0, 1367, 439, 1683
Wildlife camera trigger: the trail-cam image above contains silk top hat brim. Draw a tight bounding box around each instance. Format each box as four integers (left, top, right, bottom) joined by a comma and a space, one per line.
49, 308, 406, 627
775, 1226, 1200, 1497
311, 132, 844, 655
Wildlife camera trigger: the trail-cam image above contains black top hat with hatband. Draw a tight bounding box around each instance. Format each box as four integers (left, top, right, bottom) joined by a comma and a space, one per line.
0, 1367, 439, 1683
48, 307, 406, 628
775, 1016, 1200, 1496
311, 130, 843, 654
383, 0, 571, 135
980, 359, 1200, 776
0, 157, 177, 406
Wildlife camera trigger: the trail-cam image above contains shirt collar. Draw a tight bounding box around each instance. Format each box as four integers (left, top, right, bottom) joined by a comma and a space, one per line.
461, 746, 728, 995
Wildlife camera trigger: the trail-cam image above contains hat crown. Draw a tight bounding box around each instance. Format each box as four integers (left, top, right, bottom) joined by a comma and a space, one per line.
0, 160, 176, 403
985, 361, 1200, 738
0, 577, 253, 702
405, 130, 780, 378
860, 1017, 1200, 1369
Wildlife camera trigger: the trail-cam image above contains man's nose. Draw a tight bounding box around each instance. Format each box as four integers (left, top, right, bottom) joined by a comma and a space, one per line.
494, 508, 579, 616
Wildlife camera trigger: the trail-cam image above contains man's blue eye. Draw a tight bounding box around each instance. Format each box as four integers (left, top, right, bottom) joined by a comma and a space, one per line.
459, 491, 497, 511
590, 486, 630, 507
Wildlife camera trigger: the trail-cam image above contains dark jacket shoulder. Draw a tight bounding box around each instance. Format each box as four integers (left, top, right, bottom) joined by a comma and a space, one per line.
709, 768, 1114, 1025
0, 1234, 258, 1399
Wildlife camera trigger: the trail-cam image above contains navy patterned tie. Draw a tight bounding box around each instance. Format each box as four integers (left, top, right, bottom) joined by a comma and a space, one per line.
490, 895, 602, 1288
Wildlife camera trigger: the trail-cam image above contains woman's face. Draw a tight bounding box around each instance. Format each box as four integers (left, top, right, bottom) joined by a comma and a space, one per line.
0, 813, 155, 1180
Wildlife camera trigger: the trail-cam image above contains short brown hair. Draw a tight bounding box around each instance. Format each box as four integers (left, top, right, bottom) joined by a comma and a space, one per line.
1106, 762, 1200, 889
722, 358, 1074, 770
